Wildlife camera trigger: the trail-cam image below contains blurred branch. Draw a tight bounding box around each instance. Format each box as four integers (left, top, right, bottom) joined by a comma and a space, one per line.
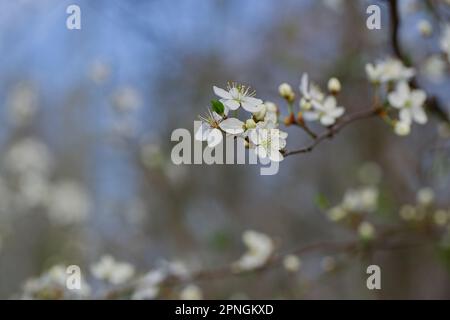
387, 0, 450, 123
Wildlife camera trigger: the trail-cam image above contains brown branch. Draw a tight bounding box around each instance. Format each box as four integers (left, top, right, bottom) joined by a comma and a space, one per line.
284, 108, 379, 157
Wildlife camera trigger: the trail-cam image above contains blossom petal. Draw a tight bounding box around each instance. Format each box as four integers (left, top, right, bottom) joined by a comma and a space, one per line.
207, 128, 223, 148
255, 146, 267, 159
411, 105, 427, 124
195, 123, 211, 141
399, 109, 412, 124
320, 115, 336, 126
303, 111, 320, 121
213, 86, 232, 99
268, 150, 284, 162
219, 118, 244, 134
222, 99, 240, 110
241, 97, 264, 112
300, 73, 309, 97
330, 106, 345, 118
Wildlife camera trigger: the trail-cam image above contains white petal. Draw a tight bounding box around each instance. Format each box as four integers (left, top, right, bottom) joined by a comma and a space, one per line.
222, 99, 240, 110
300, 73, 309, 97
330, 106, 345, 118
388, 92, 405, 109
399, 109, 412, 124
213, 86, 232, 99
320, 115, 336, 126
248, 130, 260, 145
411, 105, 427, 124
255, 146, 267, 159
303, 111, 320, 121
195, 123, 211, 141
268, 150, 284, 162
219, 118, 244, 134
241, 97, 263, 112
411, 90, 426, 107
207, 128, 223, 148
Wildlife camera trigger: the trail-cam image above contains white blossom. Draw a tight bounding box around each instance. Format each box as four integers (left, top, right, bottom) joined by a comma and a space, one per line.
417, 20, 433, 37
248, 128, 287, 162
422, 55, 447, 82
394, 120, 411, 136
358, 222, 375, 240
366, 58, 415, 84
299, 73, 324, 110
179, 284, 203, 300
283, 255, 302, 272
278, 83, 295, 101
388, 81, 427, 125
91, 255, 135, 285
416, 187, 434, 206
4, 138, 52, 177
195, 110, 244, 148
22, 265, 90, 299
213, 83, 263, 113
46, 181, 90, 225
7, 83, 38, 126
303, 96, 345, 126
233, 230, 274, 272
327, 77, 341, 94
342, 186, 378, 212
111, 86, 141, 113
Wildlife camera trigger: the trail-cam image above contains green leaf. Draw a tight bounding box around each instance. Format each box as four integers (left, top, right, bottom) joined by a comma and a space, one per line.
211, 100, 225, 115
314, 193, 330, 210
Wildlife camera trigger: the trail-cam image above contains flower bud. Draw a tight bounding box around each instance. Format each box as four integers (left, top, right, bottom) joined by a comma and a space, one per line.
417, 20, 432, 37
394, 121, 411, 136
327, 77, 341, 94
245, 118, 257, 130
416, 187, 434, 206
252, 104, 267, 121
278, 83, 295, 102
358, 222, 375, 241
283, 255, 301, 273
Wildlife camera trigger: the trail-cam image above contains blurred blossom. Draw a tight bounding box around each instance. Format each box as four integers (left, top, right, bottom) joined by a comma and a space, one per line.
111, 86, 141, 113
416, 187, 435, 206
89, 60, 111, 84
357, 222, 376, 241
91, 255, 135, 285
327, 205, 348, 222
46, 181, 90, 225
17, 173, 49, 210
417, 20, 432, 37
6, 82, 38, 126
180, 284, 203, 300
4, 138, 52, 177
132, 269, 166, 300
341, 187, 378, 213
232, 230, 274, 272
322, 0, 344, 12
22, 265, 90, 299
283, 254, 302, 273
433, 210, 449, 226
399, 204, 418, 221
421, 55, 447, 83
164, 163, 188, 185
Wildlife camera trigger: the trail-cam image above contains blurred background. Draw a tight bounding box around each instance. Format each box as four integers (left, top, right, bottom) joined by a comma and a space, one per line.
0, 0, 450, 299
